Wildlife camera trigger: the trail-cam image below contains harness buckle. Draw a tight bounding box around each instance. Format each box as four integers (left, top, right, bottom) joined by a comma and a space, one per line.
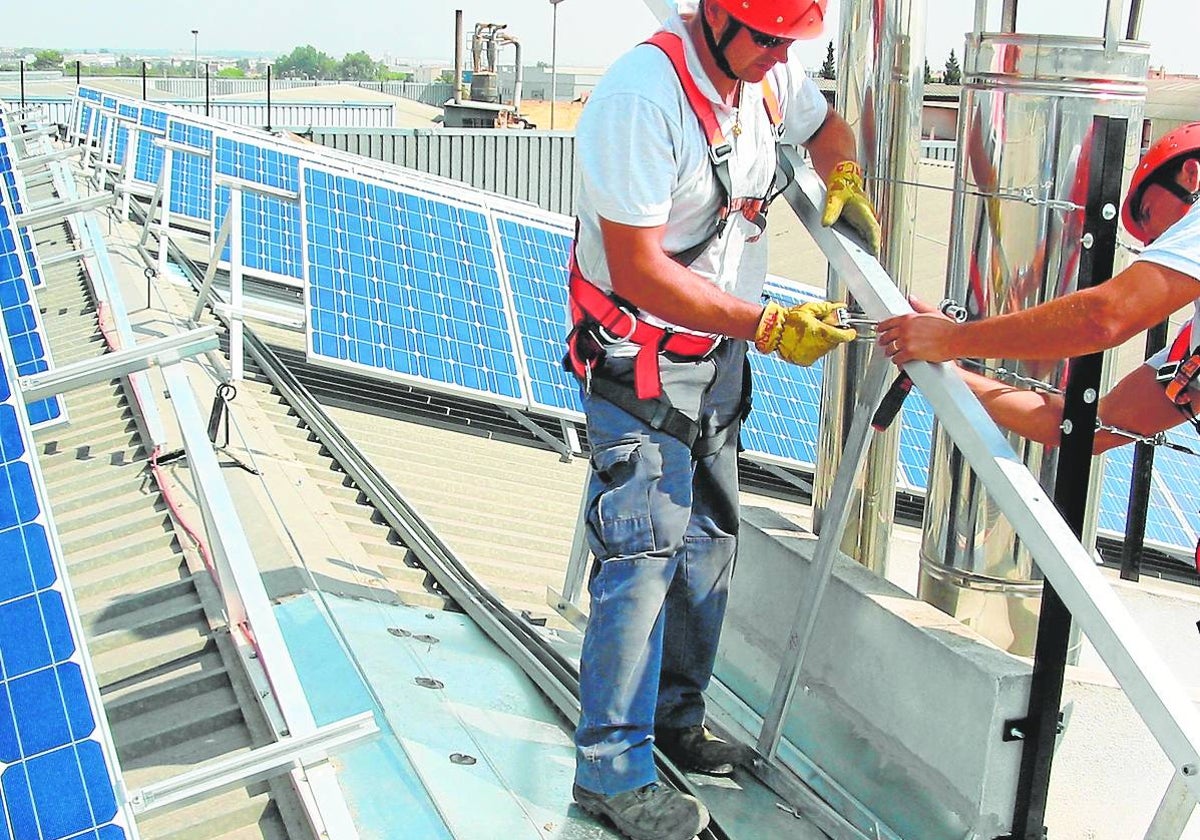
709, 142, 733, 166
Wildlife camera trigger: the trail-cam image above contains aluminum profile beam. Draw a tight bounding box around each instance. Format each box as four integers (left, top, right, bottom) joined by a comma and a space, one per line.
14, 192, 114, 228
128, 711, 378, 815
18, 327, 220, 403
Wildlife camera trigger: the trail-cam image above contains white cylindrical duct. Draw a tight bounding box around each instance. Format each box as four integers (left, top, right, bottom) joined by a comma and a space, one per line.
919, 32, 1148, 656
813, 0, 926, 571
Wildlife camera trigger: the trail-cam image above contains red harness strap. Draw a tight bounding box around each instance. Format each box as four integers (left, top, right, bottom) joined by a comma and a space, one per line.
643, 30, 784, 240
563, 30, 784, 402
566, 254, 719, 400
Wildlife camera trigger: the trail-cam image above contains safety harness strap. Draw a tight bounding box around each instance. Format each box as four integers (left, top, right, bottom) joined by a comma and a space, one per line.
566, 264, 720, 401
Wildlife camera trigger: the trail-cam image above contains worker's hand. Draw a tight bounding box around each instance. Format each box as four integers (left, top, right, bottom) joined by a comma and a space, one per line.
756, 300, 855, 366
821, 161, 882, 255
877, 298, 959, 366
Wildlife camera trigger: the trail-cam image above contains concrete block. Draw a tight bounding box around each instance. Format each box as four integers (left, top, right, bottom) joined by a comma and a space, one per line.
714, 506, 1032, 839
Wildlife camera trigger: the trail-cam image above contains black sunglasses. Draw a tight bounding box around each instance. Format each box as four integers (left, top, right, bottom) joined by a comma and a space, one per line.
746, 26, 792, 50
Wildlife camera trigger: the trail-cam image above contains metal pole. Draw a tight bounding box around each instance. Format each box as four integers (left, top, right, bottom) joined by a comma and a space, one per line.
266, 65, 272, 131
205, 63, 211, 115
550, 0, 562, 130
19, 61, 25, 110
1007, 114, 1125, 840
142, 62, 147, 99
75, 60, 80, 86
1119, 319, 1169, 582
1127, 0, 1145, 39
192, 29, 199, 79
454, 10, 464, 105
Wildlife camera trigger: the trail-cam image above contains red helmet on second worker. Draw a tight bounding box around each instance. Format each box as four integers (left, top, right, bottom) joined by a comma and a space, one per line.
1121, 121, 1200, 244
709, 0, 828, 41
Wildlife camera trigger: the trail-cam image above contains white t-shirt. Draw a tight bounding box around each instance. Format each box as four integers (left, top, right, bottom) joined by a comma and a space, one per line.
1138, 201, 1200, 373
573, 13, 828, 337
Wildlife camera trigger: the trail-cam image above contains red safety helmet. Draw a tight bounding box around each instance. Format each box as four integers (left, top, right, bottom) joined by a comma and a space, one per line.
709, 0, 827, 41
1121, 121, 1200, 244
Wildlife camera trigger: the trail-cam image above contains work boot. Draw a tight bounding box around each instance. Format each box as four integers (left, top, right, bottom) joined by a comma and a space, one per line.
573, 782, 710, 840
655, 725, 754, 777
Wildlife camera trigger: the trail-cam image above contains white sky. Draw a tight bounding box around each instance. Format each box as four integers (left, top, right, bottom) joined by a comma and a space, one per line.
3, 1, 1195, 77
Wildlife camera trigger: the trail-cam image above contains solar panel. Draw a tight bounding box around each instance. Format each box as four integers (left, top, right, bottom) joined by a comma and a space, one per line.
131, 107, 167, 187
0, 125, 45, 291
167, 120, 213, 223
493, 210, 580, 419
214, 134, 303, 282
0, 316, 132, 839
1096, 444, 1194, 553
302, 164, 525, 405
896, 389, 935, 492
0, 154, 63, 428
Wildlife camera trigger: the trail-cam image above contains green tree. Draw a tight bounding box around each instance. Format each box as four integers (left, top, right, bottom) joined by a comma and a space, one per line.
437, 71, 455, 84
924, 58, 933, 84
820, 40, 836, 80
274, 44, 336, 79
32, 49, 63, 71
216, 66, 246, 78
339, 50, 381, 81
944, 49, 962, 85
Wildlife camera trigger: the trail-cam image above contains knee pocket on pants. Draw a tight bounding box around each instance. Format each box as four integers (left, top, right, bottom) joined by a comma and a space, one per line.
589, 437, 665, 557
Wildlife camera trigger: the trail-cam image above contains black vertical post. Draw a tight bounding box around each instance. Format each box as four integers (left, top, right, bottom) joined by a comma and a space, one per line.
141, 62, 148, 99
1006, 115, 1127, 840
266, 65, 273, 131
19, 61, 25, 109
1120, 319, 1170, 582
205, 63, 211, 116
75, 60, 81, 86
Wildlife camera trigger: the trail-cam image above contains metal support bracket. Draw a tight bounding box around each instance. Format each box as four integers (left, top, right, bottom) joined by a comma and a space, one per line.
502, 406, 573, 461
18, 326, 220, 403
14, 192, 115, 229
14, 145, 84, 172
128, 711, 378, 815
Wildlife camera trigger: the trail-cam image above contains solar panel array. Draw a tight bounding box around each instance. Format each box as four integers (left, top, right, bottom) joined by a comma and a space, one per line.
67, 86, 1200, 563
0, 105, 132, 840
0, 120, 63, 428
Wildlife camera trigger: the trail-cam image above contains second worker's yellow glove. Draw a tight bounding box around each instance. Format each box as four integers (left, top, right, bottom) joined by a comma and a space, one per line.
821, 160, 882, 255
755, 300, 855, 367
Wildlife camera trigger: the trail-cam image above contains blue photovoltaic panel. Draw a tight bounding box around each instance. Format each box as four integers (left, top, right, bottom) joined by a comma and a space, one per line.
494, 212, 579, 417
0, 330, 129, 839
117, 103, 138, 120
0, 126, 45, 290
896, 388, 935, 491
1151, 440, 1200, 541
1097, 444, 1194, 551
130, 105, 170, 186
167, 121, 213, 222
303, 166, 524, 403
214, 136, 302, 280
0, 212, 62, 427
101, 96, 116, 110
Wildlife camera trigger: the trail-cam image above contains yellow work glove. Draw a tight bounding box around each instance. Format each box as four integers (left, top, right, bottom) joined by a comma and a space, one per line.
754, 300, 855, 367
821, 160, 882, 255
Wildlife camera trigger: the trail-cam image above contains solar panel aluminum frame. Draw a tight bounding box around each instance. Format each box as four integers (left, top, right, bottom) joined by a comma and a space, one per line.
0, 308, 139, 839
299, 161, 530, 409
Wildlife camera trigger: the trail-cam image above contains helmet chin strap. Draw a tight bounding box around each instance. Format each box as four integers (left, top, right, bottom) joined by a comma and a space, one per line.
700, 0, 742, 81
